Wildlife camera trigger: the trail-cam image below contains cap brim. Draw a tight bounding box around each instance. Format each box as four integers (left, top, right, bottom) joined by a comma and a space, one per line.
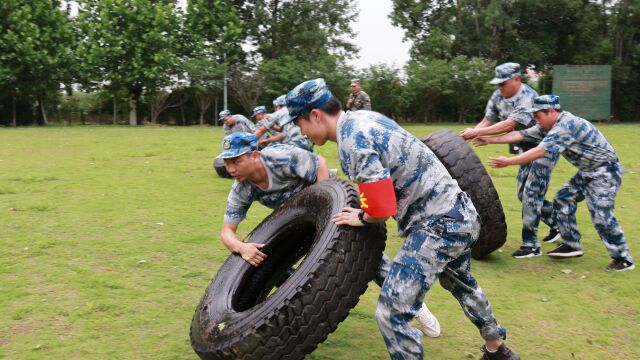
523, 107, 544, 113
219, 149, 250, 159
489, 77, 508, 85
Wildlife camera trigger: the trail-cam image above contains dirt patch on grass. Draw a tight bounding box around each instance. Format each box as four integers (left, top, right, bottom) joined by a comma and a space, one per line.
12, 320, 37, 335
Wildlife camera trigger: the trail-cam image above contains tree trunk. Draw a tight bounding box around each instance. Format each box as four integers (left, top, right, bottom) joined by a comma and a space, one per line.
11, 93, 17, 126
129, 94, 138, 126
113, 97, 118, 125
214, 94, 218, 127
199, 108, 205, 126
38, 94, 48, 125
180, 94, 186, 126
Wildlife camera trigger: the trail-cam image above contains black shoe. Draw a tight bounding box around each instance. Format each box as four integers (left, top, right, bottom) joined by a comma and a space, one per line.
511, 246, 541, 259
547, 243, 584, 258
606, 258, 635, 272
542, 227, 561, 243
480, 344, 521, 360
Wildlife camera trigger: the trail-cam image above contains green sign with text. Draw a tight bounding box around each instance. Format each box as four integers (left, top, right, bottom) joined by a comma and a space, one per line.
552, 65, 612, 120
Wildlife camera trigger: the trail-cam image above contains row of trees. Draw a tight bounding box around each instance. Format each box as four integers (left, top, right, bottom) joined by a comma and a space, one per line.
1, 0, 639, 126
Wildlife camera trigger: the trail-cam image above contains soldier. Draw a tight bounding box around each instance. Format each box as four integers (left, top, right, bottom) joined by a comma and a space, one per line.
287, 78, 518, 359
347, 78, 371, 111
219, 109, 256, 135
475, 95, 634, 272
218, 132, 441, 338
219, 132, 328, 266
460, 62, 560, 259
255, 95, 314, 151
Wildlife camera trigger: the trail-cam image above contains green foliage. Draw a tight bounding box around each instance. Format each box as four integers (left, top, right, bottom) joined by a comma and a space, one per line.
391, 0, 640, 121
0, 0, 75, 120
77, 0, 185, 101
361, 64, 406, 120
402, 56, 494, 123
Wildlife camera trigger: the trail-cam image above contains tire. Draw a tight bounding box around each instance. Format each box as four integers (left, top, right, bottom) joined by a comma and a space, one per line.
190, 179, 386, 359
421, 129, 507, 259
213, 156, 232, 179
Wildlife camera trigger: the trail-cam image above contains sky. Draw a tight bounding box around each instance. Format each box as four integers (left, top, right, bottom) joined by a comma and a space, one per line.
350, 0, 412, 70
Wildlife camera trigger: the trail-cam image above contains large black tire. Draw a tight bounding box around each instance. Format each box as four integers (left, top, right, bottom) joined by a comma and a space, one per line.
422, 129, 507, 259
213, 156, 232, 179
190, 179, 386, 359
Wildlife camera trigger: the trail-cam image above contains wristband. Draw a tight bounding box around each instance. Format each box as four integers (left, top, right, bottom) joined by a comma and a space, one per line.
358, 210, 370, 225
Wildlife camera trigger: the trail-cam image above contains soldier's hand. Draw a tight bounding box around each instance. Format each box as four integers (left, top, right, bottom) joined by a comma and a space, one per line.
471, 137, 490, 147
459, 128, 478, 140
332, 207, 363, 227
239, 242, 267, 267
488, 157, 511, 168
258, 139, 270, 148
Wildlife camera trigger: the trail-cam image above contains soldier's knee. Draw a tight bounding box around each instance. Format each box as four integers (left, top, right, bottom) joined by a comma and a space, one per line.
375, 301, 390, 328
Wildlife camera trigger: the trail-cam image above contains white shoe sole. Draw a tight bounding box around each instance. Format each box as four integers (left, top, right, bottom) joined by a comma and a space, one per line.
512, 250, 542, 259
609, 264, 635, 272
543, 233, 561, 244
547, 250, 584, 258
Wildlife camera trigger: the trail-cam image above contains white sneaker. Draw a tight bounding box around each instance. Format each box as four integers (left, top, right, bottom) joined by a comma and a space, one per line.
415, 303, 441, 338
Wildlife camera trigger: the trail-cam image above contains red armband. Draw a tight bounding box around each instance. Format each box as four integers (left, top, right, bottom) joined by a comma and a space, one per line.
358, 178, 397, 218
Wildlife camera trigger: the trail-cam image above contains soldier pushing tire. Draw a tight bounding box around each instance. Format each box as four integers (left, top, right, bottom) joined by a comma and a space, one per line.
190, 179, 386, 360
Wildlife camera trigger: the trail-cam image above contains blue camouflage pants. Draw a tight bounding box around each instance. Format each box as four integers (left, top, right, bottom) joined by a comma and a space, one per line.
517, 151, 560, 247
375, 193, 506, 359
553, 162, 633, 263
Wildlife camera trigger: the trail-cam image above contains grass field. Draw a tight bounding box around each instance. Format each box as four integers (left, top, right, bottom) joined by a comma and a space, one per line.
1, 123, 639, 360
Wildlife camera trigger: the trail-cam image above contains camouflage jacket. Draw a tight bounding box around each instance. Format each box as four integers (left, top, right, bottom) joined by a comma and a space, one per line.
348, 91, 371, 111
223, 144, 319, 225
521, 111, 619, 172
223, 115, 255, 135
337, 110, 462, 235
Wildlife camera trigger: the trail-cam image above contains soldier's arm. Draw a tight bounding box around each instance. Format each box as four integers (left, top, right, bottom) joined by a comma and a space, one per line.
316, 155, 330, 182
361, 93, 371, 110
488, 147, 548, 168
472, 130, 524, 146
462, 119, 517, 139
259, 132, 285, 147
220, 223, 267, 267
474, 118, 494, 129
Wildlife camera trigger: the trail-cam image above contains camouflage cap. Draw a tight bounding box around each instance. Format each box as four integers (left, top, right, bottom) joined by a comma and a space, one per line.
218, 109, 231, 120
350, 78, 360, 86
525, 95, 562, 113
285, 78, 333, 124
219, 132, 258, 159
273, 95, 287, 107
251, 105, 267, 118
489, 62, 521, 85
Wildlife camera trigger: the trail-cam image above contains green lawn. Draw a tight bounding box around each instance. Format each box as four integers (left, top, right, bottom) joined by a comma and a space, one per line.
1, 124, 639, 359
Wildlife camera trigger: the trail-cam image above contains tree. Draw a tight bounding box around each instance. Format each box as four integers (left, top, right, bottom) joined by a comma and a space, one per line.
147, 89, 189, 125
0, 0, 75, 125
229, 63, 264, 114
361, 64, 406, 119
183, 0, 243, 124
77, 0, 185, 125
236, 0, 358, 106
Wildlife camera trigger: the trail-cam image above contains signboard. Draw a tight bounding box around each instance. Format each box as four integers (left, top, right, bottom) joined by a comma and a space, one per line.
552, 65, 612, 120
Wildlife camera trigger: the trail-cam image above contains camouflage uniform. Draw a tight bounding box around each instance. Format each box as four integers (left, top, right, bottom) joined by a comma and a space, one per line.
223, 143, 319, 225
485, 84, 560, 248
520, 112, 633, 263
265, 107, 314, 152
223, 114, 256, 135
348, 90, 371, 111
338, 110, 506, 358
